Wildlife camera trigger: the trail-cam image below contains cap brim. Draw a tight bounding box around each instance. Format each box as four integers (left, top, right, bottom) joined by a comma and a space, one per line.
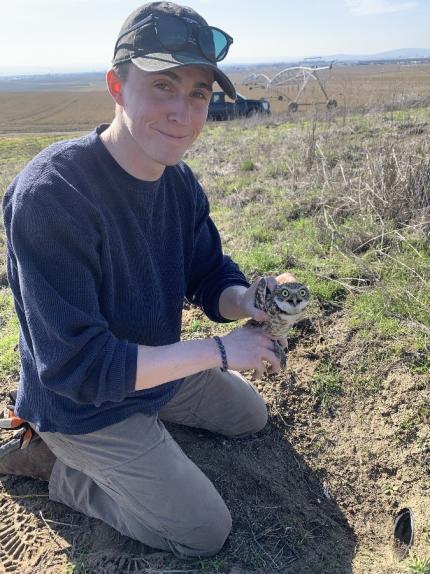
131, 51, 236, 100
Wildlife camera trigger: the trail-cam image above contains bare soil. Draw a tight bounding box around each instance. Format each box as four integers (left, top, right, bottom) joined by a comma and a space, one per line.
1, 302, 428, 573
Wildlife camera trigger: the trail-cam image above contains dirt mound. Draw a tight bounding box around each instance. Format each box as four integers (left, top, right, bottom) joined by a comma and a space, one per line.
0, 309, 428, 573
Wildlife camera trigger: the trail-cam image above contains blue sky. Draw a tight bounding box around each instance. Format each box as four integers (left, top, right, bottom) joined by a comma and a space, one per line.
1, 0, 429, 74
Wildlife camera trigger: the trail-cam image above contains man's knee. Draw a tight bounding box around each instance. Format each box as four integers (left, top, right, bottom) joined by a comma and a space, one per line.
224, 391, 268, 438
251, 396, 268, 433
196, 503, 232, 555
241, 394, 268, 435
170, 498, 232, 558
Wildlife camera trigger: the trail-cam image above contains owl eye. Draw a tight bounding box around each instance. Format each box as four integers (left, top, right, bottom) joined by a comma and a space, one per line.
281, 289, 290, 298
299, 288, 307, 298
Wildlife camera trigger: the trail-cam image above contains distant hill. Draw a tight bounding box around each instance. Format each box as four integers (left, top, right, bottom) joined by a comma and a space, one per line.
225, 48, 430, 67
0, 72, 106, 92
0, 49, 429, 92
329, 48, 430, 61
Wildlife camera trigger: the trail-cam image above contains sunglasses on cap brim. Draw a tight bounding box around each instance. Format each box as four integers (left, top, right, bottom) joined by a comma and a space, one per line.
114, 13, 233, 64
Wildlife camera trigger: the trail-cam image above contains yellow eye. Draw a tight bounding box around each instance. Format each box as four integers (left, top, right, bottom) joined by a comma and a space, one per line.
281, 289, 289, 298
299, 288, 307, 298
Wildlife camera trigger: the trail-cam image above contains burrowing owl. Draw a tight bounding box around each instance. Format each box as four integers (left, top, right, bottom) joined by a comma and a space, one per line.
249, 275, 310, 369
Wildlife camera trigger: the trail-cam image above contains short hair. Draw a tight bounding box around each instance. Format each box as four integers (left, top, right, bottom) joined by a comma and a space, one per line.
112, 61, 132, 83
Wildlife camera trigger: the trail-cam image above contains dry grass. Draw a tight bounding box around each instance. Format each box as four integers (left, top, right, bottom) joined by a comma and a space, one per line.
228, 63, 430, 115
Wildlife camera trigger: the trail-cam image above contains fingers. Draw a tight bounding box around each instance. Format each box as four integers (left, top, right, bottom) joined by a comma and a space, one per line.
266, 275, 277, 291
222, 327, 284, 378
252, 308, 269, 322
276, 272, 297, 284
266, 273, 298, 290
250, 347, 281, 380
238, 278, 263, 322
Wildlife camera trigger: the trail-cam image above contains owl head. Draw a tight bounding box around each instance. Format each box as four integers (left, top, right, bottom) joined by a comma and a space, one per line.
272, 282, 310, 315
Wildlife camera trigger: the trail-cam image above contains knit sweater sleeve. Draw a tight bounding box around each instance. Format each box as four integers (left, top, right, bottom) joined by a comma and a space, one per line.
185, 174, 250, 322
5, 179, 138, 407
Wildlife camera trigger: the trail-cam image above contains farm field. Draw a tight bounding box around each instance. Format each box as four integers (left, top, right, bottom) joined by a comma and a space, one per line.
0, 64, 429, 573
1, 63, 430, 132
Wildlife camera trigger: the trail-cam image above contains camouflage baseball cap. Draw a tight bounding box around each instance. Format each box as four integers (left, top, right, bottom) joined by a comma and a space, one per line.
113, 2, 236, 99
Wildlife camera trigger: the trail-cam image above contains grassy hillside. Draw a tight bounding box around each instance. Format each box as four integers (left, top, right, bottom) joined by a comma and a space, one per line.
0, 105, 429, 573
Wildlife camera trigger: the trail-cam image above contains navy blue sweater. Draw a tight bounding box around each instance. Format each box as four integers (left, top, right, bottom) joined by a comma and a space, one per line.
3, 125, 249, 434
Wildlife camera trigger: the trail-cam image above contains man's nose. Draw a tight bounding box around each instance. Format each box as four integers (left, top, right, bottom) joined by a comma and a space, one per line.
167, 95, 192, 124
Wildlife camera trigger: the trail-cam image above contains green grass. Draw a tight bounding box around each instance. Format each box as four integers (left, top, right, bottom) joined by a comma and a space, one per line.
0, 289, 20, 380
310, 360, 342, 411
240, 159, 255, 171
407, 555, 430, 574
233, 244, 286, 276
0, 134, 73, 199
188, 110, 430, 414
412, 351, 430, 374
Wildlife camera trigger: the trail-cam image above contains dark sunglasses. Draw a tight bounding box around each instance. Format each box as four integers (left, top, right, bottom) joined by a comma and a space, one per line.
114, 13, 233, 63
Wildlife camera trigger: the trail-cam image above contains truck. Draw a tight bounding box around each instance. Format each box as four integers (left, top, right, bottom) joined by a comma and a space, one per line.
207, 91, 271, 121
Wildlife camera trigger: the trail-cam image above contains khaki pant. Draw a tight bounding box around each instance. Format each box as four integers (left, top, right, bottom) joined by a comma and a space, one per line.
39, 369, 267, 558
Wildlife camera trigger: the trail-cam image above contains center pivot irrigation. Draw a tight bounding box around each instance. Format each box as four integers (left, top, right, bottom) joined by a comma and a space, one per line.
243, 64, 338, 112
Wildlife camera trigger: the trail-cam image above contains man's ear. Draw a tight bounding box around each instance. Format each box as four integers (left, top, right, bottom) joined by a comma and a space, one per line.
106, 69, 124, 105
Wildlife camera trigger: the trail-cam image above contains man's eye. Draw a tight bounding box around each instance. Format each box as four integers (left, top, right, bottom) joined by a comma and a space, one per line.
154, 82, 170, 90
193, 91, 207, 100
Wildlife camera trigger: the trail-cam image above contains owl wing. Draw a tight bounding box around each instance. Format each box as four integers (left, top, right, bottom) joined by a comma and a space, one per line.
254, 277, 269, 312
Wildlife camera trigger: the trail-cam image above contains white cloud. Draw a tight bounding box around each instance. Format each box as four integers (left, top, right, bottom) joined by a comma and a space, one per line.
345, 0, 417, 15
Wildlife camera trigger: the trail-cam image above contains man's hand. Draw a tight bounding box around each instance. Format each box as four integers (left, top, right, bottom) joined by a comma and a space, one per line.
221, 326, 281, 379
218, 271, 297, 324
236, 272, 298, 323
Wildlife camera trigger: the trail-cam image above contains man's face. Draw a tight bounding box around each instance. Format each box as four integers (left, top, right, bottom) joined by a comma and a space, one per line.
118, 64, 213, 176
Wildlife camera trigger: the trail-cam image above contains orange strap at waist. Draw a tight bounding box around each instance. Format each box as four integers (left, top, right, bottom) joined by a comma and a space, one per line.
0, 409, 29, 430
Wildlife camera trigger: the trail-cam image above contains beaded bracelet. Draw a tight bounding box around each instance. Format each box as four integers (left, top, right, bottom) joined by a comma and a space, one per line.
214, 336, 228, 372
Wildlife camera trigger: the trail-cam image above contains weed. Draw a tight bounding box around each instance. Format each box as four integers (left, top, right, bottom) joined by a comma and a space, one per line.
416, 435, 429, 452
383, 482, 399, 496
396, 412, 420, 444
407, 555, 430, 574
187, 318, 203, 334
417, 405, 430, 425
412, 352, 430, 375
240, 159, 255, 171
310, 360, 342, 411
66, 561, 89, 574
197, 555, 230, 573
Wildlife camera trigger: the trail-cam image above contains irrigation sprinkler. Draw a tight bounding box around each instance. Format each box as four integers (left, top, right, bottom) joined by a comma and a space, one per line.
243, 64, 337, 112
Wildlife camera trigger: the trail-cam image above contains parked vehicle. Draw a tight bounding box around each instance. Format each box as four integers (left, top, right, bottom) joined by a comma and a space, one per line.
207, 91, 271, 121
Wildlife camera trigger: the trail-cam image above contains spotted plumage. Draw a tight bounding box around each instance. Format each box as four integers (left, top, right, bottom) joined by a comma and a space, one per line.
250, 275, 310, 369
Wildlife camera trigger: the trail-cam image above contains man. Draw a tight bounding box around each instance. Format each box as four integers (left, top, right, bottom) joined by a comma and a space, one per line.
1, 1, 288, 558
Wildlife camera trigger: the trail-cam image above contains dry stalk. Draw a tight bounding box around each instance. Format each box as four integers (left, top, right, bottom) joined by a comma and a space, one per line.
375, 250, 426, 284
39, 510, 67, 550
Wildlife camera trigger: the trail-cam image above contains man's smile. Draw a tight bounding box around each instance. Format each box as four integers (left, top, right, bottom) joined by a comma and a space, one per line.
154, 128, 191, 140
